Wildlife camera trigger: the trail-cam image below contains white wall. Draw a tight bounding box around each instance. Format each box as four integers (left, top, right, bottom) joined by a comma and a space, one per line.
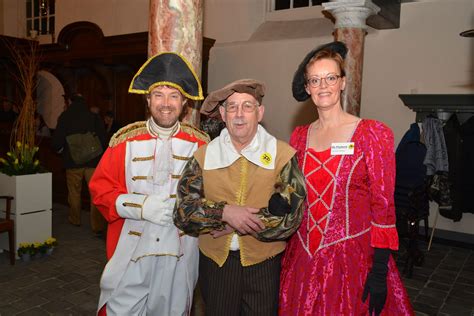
1, 0, 23, 37
203, 0, 266, 43
424, 203, 473, 236
0, 0, 150, 38
361, 0, 473, 144
55, 0, 148, 37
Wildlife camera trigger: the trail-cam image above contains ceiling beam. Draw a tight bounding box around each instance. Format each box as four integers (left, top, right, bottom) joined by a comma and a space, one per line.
367, 0, 401, 30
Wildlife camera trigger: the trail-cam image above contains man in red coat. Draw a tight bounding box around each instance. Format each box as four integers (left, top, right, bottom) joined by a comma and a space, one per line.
89, 52, 209, 315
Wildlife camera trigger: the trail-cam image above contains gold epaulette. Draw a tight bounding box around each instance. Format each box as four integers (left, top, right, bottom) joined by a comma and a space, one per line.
109, 121, 148, 147
180, 123, 210, 144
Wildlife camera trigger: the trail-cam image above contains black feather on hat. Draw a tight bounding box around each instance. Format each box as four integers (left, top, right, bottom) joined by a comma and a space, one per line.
129, 52, 204, 100
292, 41, 347, 102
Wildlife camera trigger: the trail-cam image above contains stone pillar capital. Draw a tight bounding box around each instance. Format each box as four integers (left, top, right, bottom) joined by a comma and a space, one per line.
322, 0, 380, 29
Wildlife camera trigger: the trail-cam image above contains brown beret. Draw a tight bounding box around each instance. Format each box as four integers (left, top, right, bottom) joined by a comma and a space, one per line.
201, 79, 265, 118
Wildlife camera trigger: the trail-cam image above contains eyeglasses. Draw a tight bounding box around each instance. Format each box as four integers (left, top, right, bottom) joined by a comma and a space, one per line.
223, 101, 259, 113
306, 74, 342, 88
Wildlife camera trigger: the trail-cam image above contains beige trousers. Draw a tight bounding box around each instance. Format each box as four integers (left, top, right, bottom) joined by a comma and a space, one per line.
66, 167, 106, 232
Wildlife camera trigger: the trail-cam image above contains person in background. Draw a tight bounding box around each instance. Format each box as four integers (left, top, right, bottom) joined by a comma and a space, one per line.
52, 93, 107, 236
61, 94, 70, 111
200, 116, 225, 140
0, 99, 18, 123
35, 112, 51, 137
89, 52, 209, 315
175, 79, 305, 316
103, 110, 120, 141
90, 106, 100, 115
279, 41, 414, 316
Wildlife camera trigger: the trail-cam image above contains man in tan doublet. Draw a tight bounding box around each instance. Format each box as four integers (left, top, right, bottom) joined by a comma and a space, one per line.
175, 79, 306, 316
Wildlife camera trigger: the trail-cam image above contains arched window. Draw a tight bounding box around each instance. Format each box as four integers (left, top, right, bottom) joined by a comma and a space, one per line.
26, 0, 55, 37
272, 0, 323, 11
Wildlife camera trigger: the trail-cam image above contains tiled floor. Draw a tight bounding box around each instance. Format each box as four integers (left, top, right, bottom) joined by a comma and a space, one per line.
395, 241, 474, 315
0, 204, 106, 315
0, 203, 473, 315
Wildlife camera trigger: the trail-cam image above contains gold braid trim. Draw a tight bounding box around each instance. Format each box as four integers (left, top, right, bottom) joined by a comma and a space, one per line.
109, 121, 148, 147
132, 176, 151, 181
172, 154, 191, 161
122, 202, 142, 208
235, 157, 249, 206
132, 156, 154, 161
131, 253, 183, 262
180, 123, 210, 144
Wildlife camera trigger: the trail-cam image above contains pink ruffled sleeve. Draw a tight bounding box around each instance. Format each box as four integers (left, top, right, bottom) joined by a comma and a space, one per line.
371, 225, 399, 250
364, 121, 399, 250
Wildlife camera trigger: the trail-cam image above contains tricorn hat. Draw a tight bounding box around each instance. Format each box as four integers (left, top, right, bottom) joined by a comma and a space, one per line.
129, 52, 204, 100
201, 79, 265, 118
292, 41, 347, 102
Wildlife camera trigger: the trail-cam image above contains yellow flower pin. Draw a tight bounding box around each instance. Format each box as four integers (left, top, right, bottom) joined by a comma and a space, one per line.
260, 152, 272, 166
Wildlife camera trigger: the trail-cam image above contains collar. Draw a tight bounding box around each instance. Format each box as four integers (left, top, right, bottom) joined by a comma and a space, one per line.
204, 124, 276, 170
146, 118, 179, 139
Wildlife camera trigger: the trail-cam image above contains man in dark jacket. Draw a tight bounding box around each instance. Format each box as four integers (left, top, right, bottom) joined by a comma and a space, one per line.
52, 94, 107, 234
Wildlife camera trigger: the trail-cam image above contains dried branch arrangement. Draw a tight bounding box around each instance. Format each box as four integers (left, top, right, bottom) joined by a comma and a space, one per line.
0, 38, 43, 175
7, 39, 40, 151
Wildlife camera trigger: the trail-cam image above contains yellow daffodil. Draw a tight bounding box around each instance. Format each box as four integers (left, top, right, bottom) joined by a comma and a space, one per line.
46, 237, 56, 243
1, 142, 43, 175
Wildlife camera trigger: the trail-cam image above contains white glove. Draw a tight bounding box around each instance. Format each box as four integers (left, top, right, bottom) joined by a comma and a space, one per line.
142, 194, 175, 226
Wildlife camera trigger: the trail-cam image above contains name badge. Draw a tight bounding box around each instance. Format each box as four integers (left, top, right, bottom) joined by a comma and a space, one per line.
330, 142, 354, 155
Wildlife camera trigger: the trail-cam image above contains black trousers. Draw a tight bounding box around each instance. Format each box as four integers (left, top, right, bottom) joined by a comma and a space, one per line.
199, 250, 281, 316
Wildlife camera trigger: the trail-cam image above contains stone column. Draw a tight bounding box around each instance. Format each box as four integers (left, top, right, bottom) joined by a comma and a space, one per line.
148, 0, 203, 126
322, 0, 379, 116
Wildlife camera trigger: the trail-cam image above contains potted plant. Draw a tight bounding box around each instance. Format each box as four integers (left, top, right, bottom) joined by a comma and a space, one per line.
33, 241, 48, 258
44, 237, 57, 255
17, 242, 35, 262
0, 142, 42, 175
0, 38, 52, 258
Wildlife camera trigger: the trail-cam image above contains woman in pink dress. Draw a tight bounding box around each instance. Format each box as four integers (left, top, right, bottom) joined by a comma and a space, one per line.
279, 42, 414, 315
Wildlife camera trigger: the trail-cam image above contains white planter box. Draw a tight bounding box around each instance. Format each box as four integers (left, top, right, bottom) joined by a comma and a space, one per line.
0, 172, 52, 258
